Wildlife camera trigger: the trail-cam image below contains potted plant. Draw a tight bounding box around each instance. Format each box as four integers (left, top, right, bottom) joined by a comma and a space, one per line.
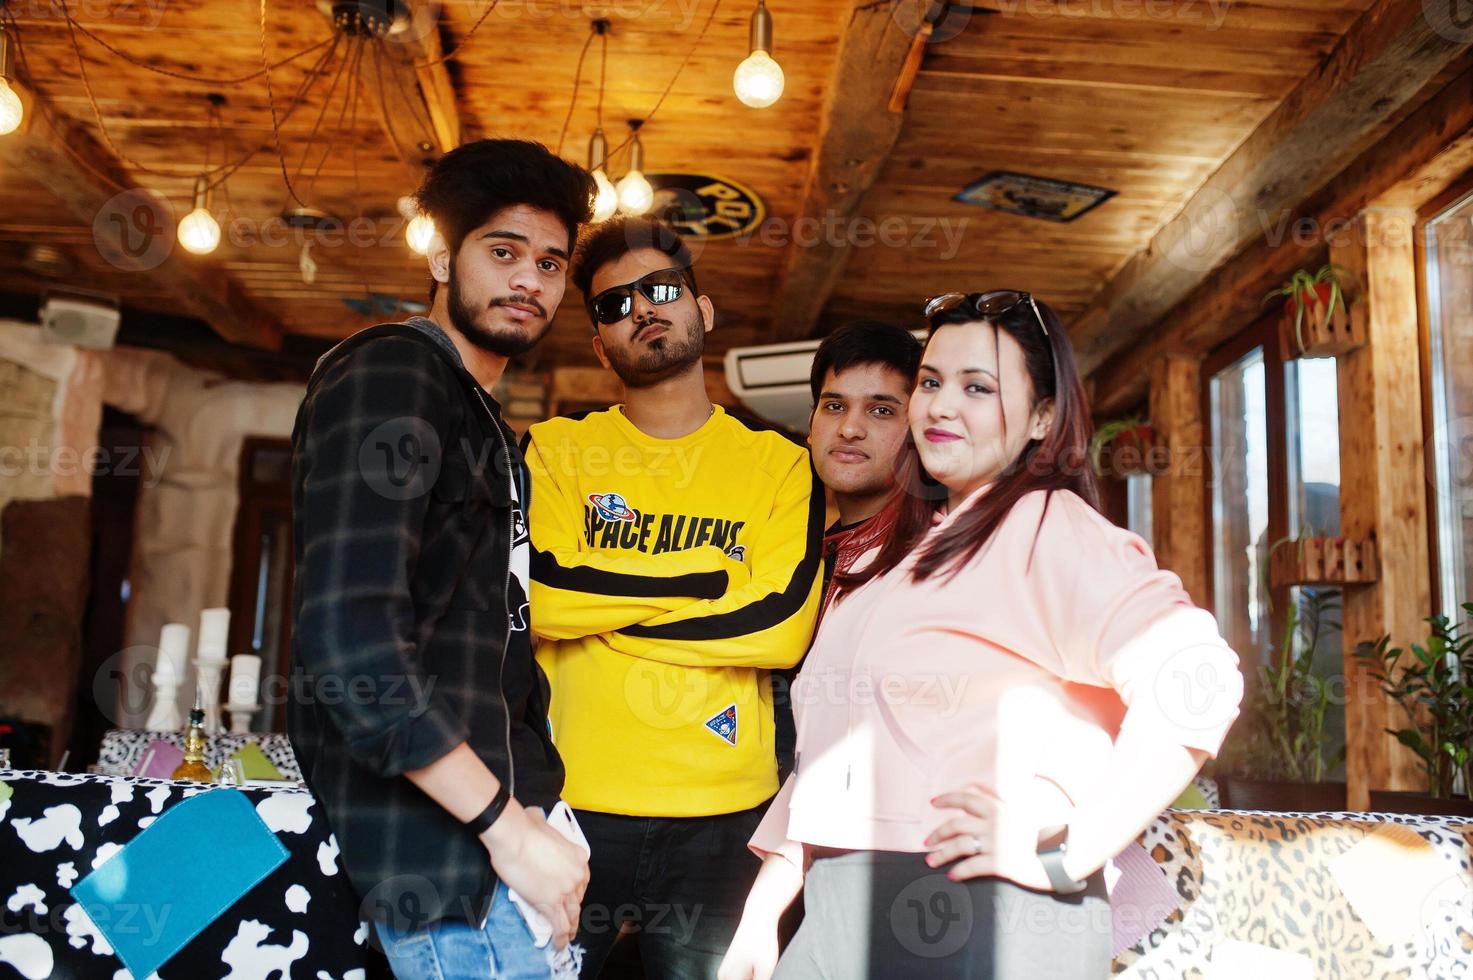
1088, 416, 1164, 478
1215, 589, 1348, 811
1353, 603, 1473, 816
1264, 264, 1362, 358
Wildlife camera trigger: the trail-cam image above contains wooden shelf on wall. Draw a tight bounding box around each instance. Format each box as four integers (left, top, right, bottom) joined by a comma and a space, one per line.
1279, 291, 1368, 359
1268, 535, 1380, 589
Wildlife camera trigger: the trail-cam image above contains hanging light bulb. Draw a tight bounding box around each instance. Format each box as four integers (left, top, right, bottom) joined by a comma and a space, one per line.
734, 0, 784, 109
592, 169, 619, 222
616, 122, 654, 216
178, 176, 221, 255
588, 128, 619, 223
0, 25, 24, 136
406, 214, 436, 254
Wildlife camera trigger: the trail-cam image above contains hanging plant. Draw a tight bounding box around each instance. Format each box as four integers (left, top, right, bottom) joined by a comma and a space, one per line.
1088, 416, 1161, 477
1263, 264, 1362, 357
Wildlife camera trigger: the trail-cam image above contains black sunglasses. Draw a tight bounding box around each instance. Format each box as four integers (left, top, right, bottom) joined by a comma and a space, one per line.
923, 289, 1049, 338
924, 289, 1058, 387
587, 268, 691, 328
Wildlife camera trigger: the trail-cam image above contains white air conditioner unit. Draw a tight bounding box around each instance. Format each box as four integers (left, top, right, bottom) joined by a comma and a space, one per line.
40, 291, 121, 349
724, 330, 928, 433
723, 338, 824, 433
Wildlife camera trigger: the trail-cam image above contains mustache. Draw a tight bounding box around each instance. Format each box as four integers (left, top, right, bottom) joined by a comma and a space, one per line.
634, 317, 672, 341
491, 294, 547, 318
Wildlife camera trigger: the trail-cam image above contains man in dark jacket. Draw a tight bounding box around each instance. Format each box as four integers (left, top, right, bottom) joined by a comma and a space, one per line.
289, 139, 594, 979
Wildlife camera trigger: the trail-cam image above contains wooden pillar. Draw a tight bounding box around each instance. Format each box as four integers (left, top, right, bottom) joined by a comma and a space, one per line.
1331, 207, 1431, 809
1149, 354, 1210, 609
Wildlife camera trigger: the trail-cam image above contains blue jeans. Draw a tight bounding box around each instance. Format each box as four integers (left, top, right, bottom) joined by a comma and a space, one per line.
374, 882, 564, 979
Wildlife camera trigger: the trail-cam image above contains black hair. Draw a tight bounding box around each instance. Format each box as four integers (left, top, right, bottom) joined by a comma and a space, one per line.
413, 139, 595, 300
571, 216, 699, 318
809, 319, 923, 403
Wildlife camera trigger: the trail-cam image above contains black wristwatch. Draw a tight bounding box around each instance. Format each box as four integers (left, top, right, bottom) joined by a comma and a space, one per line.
1035, 824, 1088, 894
465, 783, 511, 837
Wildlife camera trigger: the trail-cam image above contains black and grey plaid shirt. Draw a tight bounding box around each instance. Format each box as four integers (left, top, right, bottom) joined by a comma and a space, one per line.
288, 319, 562, 929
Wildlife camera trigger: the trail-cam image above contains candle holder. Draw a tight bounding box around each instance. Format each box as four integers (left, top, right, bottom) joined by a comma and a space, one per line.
194, 657, 228, 735
225, 702, 261, 735
144, 671, 182, 731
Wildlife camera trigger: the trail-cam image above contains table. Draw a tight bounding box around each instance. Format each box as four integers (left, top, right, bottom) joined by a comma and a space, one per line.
0, 769, 381, 978
97, 730, 302, 781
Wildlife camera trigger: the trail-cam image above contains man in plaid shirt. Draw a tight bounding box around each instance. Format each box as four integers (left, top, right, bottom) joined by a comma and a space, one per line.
289, 139, 593, 979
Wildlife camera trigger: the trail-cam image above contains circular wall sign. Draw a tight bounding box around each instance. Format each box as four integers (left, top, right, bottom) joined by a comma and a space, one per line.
645, 173, 767, 241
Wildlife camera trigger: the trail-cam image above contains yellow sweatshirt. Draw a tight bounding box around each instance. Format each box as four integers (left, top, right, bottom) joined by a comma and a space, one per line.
523, 405, 823, 817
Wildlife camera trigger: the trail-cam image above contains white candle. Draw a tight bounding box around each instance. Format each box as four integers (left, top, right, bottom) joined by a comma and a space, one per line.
156, 623, 190, 681
228, 654, 262, 707
197, 607, 231, 662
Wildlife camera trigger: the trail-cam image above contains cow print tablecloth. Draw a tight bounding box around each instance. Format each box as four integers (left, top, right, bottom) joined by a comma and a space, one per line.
0, 769, 386, 979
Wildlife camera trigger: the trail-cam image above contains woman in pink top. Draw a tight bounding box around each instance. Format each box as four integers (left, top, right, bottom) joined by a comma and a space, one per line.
718, 291, 1242, 979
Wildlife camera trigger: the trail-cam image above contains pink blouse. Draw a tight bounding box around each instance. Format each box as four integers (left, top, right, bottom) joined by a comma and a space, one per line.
750, 487, 1243, 870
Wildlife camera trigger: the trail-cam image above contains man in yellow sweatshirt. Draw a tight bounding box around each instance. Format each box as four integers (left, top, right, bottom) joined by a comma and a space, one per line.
523, 217, 823, 978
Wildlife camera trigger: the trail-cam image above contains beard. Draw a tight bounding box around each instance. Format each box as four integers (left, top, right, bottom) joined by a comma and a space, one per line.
603, 308, 706, 388
446, 271, 553, 358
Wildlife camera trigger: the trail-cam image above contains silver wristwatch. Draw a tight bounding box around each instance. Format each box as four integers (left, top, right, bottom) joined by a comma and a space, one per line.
1035, 824, 1088, 894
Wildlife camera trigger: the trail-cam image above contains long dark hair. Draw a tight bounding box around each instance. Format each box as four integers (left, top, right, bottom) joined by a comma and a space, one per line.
837, 295, 1098, 592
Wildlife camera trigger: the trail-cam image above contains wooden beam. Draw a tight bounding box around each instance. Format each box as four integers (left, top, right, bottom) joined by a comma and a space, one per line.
1091, 61, 1473, 416
769, 0, 920, 341
0, 90, 284, 350
1069, 0, 1470, 378
369, 25, 462, 170
1147, 354, 1209, 608
1331, 208, 1431, 810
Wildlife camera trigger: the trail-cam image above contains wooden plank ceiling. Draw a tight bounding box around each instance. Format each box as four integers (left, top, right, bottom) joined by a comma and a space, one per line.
0, 0, 1429, 377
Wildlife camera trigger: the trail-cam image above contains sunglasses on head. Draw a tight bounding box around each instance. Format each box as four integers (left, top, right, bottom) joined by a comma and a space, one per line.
923, 289, 1049, 338
587, 268, 691, 328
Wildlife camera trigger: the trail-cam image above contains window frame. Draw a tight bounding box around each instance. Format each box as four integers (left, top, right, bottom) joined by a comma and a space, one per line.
1201, 309, 1293, 660
1415, 167, 1473, 617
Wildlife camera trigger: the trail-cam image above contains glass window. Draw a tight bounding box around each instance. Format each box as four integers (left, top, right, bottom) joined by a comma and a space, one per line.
1285, 356, 1345, 778
1285, 358, 1341, 538
1425, 191, 1473, 616
1211, 348, 1270, 661
1125, 472, 1153, 547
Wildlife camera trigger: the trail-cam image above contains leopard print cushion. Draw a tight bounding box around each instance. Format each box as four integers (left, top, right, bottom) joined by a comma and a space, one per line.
1111, 809, 1473, 978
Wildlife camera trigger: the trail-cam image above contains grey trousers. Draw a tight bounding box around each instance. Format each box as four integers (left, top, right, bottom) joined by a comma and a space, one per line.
773, 850, 1111, 980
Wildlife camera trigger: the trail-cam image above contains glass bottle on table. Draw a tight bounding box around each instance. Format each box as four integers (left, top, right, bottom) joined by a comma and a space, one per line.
171, 706, 212, 782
